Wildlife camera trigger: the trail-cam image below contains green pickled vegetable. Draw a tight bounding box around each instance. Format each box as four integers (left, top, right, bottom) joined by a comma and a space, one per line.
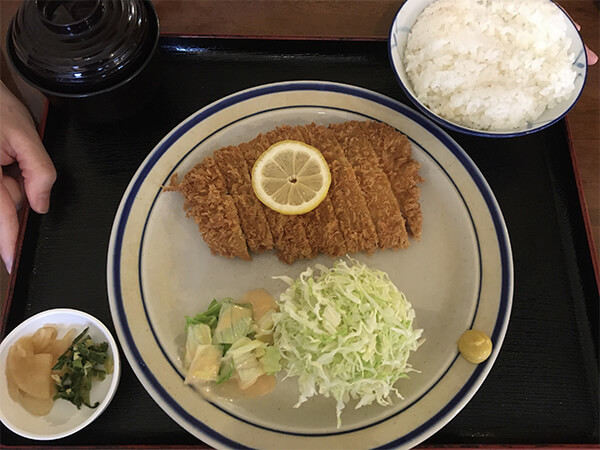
52, 327, 113, 409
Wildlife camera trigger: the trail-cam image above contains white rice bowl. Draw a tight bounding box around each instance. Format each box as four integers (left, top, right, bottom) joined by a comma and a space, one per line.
389, 0, 587, 135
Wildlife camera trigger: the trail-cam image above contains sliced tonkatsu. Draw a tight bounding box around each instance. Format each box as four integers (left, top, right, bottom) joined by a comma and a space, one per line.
167, 120, 424, 263
330, 121, 409, 250
360, 121, 424, 240
294, 125, 347, 258
270, 125, 346, 259
238, 134, 313, 264
302, 123, 379, 255
167, 156, 250, 260
213, 145, 275, 254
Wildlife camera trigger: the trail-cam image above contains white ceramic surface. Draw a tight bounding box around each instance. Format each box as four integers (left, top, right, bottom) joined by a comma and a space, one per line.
107, 81, 513, 449
388, 0, 588, 137
0, 308, 121, 440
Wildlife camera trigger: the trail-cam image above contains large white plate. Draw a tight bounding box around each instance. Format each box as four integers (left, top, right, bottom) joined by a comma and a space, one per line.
107, 81, 513, 449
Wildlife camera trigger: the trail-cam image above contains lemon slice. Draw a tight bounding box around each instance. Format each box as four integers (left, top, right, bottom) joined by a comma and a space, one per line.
252, 140, 331, 215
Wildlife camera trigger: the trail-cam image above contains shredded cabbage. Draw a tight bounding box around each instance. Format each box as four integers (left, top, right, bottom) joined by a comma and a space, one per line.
273, 257, 423, 427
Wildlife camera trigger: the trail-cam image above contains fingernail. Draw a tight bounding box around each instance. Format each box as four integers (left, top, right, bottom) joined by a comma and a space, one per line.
3, 256, 12, 275
37, 193, 50, 213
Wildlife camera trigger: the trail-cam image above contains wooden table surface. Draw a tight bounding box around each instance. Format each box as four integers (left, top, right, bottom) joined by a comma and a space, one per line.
0, 0, 598, 299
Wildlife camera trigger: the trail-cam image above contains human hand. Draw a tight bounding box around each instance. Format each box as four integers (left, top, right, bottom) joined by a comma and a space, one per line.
0, 81, 56, 273
557, 5, 598, 65
576, 23, 598, 65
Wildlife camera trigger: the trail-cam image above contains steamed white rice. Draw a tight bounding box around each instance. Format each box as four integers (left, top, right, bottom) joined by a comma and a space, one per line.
404, 0, 578, 131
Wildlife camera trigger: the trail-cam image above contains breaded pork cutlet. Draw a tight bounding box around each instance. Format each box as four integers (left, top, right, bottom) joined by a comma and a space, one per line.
167, 120, 424, 264
213, 145, 274, 254
167, 157, 250, 260
302, 123, 378, 254
330, 121, 409, 250
239, 134, 313, 264
360, 121, 424, 240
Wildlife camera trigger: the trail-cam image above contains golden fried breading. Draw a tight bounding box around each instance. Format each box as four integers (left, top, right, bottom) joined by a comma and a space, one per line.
172, 156, 226, 197
303, 123, 378, 255
213, 145, 274, 253
294, 125, 346, 257
257, 130, 315, 263
360, 121, 424, 240
170, 158, 250, 260
330, 121, 408, 250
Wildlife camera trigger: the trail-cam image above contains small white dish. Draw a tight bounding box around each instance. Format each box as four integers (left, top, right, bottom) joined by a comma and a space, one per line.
0, 308, 121, 440
388, 0, 588, 137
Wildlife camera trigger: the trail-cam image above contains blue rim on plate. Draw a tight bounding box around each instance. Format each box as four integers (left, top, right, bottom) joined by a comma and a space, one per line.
107, 81, 513, 449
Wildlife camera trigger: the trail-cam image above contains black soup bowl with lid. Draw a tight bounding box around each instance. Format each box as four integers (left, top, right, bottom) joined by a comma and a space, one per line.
6, 0, 160, 123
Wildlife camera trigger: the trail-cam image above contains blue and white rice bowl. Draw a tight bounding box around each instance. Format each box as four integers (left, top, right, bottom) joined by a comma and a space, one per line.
388, 0, 588, 137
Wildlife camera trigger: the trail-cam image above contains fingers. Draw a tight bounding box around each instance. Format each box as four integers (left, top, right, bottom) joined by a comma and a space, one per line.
575, 21, 600, 65
586, 46, 599, 65
3, 174, 24, 210
1, 81, 57, 214
571, 20, 598, 65
0, 179, 20, 274
11, 130, 57, 214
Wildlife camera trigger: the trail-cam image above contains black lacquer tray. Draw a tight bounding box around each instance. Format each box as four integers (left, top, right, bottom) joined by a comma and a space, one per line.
1, 36, 598, 447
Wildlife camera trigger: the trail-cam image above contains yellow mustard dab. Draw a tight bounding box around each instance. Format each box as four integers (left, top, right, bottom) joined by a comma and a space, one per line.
458, 329, 492, 364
